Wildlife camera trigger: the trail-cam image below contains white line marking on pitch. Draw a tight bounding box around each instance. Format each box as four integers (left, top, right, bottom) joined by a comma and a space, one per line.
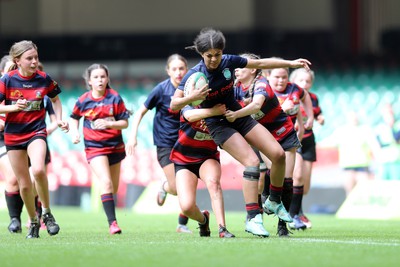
292, 238, 399, 247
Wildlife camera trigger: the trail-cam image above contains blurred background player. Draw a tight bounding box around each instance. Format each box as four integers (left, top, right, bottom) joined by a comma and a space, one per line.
229, 52, 301, 237
70, 63, 130, 234
319, 110, 381, 196
374, 103, 400, 181
1, 55, 24, 233
290, 68, 324, 228
126, 54, 192, 233
263, 62, 314, 231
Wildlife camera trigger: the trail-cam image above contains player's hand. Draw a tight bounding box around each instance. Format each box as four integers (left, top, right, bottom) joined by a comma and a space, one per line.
93, 119, 108, 130
290, 58, 311, 71
211, 104, 226, 116
58, 120, 69, 133
190, 84, 210, 102
71, 132, 80, 144
14, 98, 28, 111
125, 139, 138, 156
281, 99, 294, 112
225, 110, 237, 122
304, 118, 314, 130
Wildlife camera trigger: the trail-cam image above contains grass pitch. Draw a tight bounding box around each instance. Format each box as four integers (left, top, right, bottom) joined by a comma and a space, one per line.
0, 207, 399, 267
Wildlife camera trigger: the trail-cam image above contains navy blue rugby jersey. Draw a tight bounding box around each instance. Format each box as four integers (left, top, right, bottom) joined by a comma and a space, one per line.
144, 78, 180, 147
177, 55, 247, 123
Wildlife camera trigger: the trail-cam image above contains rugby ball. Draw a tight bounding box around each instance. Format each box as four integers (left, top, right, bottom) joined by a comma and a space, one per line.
183, 72, 208, 106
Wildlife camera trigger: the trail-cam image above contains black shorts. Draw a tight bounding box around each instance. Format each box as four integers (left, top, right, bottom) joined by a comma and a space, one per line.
174, 157, 220, 178
88, 151, 126, 166
279, 130, 302, 152
6, 136, 51, 165
299, 133, 317, 162
175, 162, 202, 178
207, 116, 258, 146
344, 166, 370, 172
157, 147, 173, 168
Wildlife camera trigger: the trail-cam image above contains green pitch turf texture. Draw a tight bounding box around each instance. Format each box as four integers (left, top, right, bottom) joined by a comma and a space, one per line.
0, 207, 398, 267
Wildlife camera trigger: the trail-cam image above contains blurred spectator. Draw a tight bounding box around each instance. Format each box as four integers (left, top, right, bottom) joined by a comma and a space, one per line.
319, 110, 381, 195
375, 103, 400, 180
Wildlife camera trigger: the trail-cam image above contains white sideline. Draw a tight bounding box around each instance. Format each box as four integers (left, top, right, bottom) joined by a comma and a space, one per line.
291, 238, 400, 247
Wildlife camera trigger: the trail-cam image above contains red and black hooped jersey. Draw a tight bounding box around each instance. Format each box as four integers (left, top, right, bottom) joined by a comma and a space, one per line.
273, 82, 305, 125
235, 76, 294, 141
170, 105, 219, 165
70, 88, 130, 159
301, 91, 322, 139
0, 69, 61, 146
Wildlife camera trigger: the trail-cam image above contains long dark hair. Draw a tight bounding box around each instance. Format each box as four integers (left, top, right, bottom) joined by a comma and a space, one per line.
185, 27, 226, 55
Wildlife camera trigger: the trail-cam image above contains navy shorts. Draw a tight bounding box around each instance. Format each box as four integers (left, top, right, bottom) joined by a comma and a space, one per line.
344, 166, 370, 172
174, 158, 220, 178
175, 162, 202, 178
157, 147, 173, 168
299, 133, 317, 162
279, 129, 302, 152
6, 136, 51, 165
88, 151, 126, 166
207, 116, 258, 146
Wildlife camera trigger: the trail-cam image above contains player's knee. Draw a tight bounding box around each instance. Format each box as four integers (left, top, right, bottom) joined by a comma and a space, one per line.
271, 149, 286, 166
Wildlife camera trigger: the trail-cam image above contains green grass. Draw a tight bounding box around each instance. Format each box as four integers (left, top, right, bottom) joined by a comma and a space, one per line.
0, 207, 399, 267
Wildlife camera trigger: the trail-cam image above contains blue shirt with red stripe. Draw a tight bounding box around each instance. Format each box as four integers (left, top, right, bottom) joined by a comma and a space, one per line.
70, 88, 130, 160
0, 69, 61, 146
170, 105, 219, 165
144, 79, 180, 148
177, 55, 247, 124
234, 76, 294, 141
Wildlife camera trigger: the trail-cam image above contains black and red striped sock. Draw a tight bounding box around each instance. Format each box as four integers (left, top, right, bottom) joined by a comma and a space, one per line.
178, 213, 189, 225
269, 184, 283, 203
246, 202, 260, 219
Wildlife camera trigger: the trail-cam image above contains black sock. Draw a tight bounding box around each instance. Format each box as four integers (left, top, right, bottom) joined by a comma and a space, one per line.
269, 184, 283, 203
262, 169, 271, 197
290, 186, 304, 217
282, 178, 293, 213
5, 191, 24, 221
178, 213, 189, 225
101, 193, 117, 225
